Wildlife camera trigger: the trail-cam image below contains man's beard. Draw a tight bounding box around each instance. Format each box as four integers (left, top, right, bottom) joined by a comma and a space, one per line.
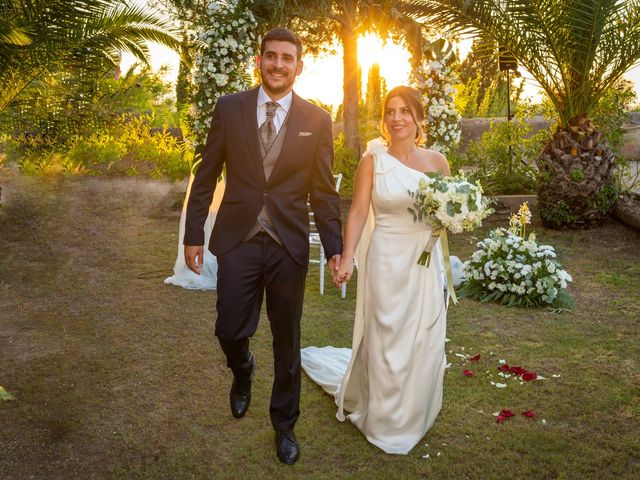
261, 68, 294, 94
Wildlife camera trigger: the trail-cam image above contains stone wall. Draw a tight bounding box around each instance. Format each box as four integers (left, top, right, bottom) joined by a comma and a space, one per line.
458, 116, 549, 150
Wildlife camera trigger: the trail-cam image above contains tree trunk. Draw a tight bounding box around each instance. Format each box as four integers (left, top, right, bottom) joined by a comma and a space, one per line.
536, 116, 618, 228
612, 192, 640, 231
340, 4, 360, 158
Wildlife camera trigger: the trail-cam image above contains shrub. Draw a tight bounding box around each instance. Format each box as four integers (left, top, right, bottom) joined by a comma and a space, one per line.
3, 114, 192, 180
463, 115, 546, 195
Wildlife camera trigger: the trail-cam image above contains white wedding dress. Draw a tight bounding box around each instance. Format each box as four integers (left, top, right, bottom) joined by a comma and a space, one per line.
301, 139, 448, 455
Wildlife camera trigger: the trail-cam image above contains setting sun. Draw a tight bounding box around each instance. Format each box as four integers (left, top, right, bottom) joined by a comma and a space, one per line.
294, 33, 412, 109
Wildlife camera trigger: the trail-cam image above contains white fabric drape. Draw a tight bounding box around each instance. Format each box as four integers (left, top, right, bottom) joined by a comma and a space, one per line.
164, 174, 225, 290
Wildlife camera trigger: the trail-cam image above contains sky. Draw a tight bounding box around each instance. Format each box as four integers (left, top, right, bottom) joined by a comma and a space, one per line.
123, 40, 640, 108
124, 1, 640, 108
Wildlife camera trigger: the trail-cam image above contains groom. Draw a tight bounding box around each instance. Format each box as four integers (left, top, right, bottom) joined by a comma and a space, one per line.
184, 28, 343, 464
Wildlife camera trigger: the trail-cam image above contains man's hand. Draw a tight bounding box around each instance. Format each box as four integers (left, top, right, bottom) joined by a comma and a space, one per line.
328, 254, 341, 285
185, 245, 204, 275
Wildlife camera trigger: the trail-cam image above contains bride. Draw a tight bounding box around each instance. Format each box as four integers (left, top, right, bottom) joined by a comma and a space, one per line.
301, 86, 451, 455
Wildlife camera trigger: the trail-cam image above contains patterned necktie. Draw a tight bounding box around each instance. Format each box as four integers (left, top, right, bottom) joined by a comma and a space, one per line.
259, 101, 279, 152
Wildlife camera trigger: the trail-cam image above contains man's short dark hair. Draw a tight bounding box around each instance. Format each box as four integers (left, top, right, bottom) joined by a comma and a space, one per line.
260, 28, 303, 60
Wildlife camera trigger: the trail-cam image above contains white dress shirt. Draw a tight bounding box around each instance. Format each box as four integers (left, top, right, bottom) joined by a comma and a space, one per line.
257, 86, 292, 134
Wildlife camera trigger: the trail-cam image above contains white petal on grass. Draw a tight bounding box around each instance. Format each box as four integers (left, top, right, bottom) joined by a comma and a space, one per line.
495, 382, 508, 388
499, 359, 507, 364
552, 374, 561, 378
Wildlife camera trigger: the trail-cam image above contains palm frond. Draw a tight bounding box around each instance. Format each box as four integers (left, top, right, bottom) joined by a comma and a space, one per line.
400, 0, 640, 125
0, 0, 180, 112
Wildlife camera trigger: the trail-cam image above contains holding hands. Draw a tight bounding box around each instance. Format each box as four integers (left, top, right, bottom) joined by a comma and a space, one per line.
330, 253, 353, 289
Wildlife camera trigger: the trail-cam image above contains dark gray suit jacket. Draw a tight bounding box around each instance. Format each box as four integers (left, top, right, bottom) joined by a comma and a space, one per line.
184, 86, 343, 265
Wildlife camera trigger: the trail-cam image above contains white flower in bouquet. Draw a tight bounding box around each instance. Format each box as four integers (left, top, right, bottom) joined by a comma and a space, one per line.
408, 172, 493, 266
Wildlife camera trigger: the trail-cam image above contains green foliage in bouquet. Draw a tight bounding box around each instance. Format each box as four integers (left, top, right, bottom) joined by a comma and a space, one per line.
458, 203, 574, 310
407, 171, 493, 234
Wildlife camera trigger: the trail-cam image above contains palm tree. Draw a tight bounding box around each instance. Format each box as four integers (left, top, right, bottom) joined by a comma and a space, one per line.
0, 0, 180, 112
401, 0, 640, 227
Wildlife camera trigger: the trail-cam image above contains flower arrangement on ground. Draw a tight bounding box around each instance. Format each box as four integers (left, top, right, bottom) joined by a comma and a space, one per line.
408, 171, 493, 267
458, 203, 574, 308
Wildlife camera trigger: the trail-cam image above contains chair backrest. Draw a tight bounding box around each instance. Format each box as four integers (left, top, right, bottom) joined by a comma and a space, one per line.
309, 172, 342, 234
334, 173, 343, 193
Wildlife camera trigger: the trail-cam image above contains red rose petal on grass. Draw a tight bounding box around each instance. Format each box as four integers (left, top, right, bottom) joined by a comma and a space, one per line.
498, 364, 511, 372
469, 354, 481, 362
499, 409, 515, 418
510, 366, 527, 376
463, 369, 474, 377
522, 410, 536, 418
496, 415, 507, 423
522, 371, 537, 381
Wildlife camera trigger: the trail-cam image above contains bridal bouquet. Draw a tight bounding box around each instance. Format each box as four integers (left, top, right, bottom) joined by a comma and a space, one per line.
408, 171, 492, 267
458, 203, 574, 309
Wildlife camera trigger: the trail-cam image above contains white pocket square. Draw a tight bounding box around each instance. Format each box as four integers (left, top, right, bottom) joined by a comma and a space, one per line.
298, 131, 313, 136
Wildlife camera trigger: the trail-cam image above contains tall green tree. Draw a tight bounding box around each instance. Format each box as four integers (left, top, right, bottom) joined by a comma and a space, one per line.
403, 0, 640, 227
365, 63, 383, 122
0, 0, 179, 112
456, 38, 524, 118
150, 1, 209, 109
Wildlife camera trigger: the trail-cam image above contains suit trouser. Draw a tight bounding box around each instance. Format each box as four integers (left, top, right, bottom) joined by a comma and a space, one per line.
214, 231, 307, 431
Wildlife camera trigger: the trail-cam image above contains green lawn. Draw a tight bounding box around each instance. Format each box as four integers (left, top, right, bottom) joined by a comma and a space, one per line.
1, 171, 638, 479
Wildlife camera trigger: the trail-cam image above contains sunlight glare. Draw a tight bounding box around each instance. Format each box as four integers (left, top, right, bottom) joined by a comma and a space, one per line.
295, 33, 412, 110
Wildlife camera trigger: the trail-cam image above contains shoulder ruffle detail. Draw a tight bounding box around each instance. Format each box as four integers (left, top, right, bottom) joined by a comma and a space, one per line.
363, 137, 388, 157
363, 137, 396, 174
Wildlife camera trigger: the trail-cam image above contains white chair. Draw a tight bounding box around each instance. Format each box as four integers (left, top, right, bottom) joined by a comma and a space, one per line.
309, 173, 346, 298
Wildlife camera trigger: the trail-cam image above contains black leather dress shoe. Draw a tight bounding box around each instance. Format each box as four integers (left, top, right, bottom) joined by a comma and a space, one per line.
275, 429, 300, 465
229, 356, 255, 418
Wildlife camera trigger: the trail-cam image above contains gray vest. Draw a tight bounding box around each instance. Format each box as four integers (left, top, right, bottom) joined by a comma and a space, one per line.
243, 115, 289, 243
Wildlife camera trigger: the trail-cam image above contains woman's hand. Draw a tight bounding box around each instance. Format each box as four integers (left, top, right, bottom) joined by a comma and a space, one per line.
332, 254, 354, 288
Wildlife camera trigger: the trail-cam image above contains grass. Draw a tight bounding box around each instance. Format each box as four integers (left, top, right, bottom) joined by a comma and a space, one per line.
1, 169, 639, 479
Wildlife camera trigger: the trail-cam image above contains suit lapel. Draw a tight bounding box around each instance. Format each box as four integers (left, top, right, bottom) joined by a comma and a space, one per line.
268, 92, 305, 184
241, 87, 266, 184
